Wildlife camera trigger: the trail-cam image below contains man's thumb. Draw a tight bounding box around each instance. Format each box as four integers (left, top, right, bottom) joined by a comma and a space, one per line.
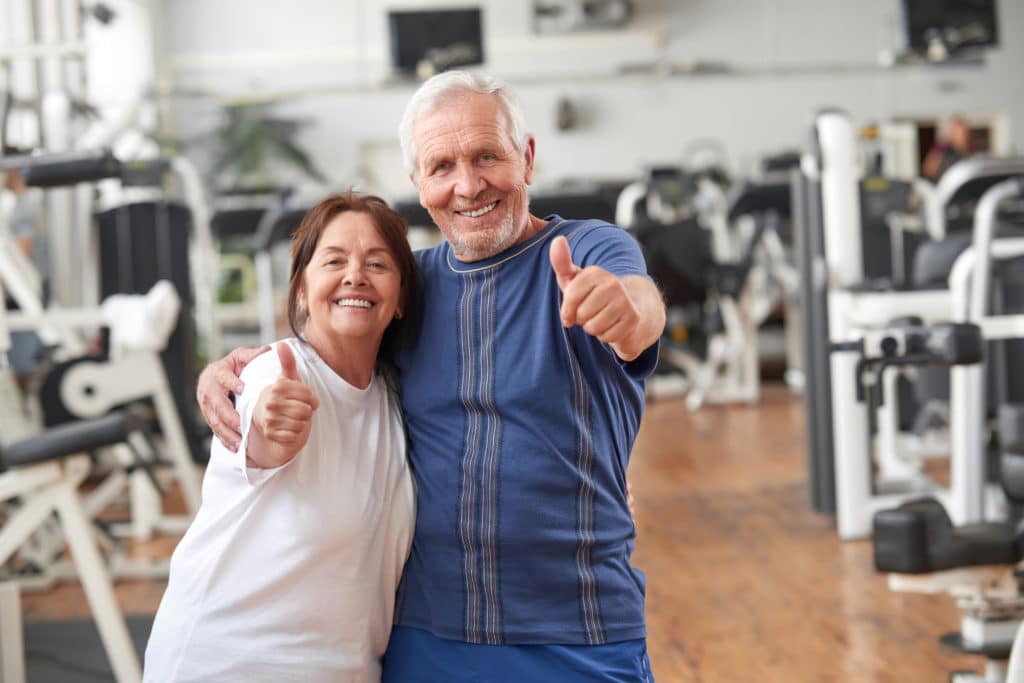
277, 343, 300, 381
549, 236, 578, 286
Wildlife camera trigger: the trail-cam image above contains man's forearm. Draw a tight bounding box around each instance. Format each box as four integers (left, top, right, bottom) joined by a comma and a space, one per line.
611, 275, 666, 361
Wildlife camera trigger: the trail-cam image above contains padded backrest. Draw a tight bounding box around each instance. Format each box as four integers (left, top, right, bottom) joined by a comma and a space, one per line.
210, 207, 267, 241
631, 217, 712, 307
529, 193, 619, 225
257, 206, 310, 251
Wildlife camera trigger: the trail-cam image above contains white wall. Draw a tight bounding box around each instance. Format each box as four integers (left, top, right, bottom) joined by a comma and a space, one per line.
159, 0, 1024, 202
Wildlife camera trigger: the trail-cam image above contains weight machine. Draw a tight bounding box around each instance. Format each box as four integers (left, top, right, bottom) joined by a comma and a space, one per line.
795, 109, 1024, 539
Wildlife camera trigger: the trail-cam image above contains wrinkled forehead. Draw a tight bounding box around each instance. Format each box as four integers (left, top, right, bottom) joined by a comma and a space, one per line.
417, 108, 518, 178
415, 92, 513, 145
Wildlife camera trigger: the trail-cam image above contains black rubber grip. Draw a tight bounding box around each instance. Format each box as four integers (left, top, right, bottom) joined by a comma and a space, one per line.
18, 150, 121, 188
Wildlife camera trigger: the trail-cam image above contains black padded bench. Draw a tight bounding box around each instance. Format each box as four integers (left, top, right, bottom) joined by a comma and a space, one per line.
0, 411, 146, 472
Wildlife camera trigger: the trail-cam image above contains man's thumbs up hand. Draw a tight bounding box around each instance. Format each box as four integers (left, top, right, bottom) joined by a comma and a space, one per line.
549, 235, 640, 345
549, 236, 580, 292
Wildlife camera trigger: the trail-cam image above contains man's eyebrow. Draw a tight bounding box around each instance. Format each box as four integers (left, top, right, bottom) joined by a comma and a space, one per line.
421, 152, 449, 167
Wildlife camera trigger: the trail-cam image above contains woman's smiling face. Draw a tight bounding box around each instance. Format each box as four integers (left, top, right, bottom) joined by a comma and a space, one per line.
301, 210, 403, 351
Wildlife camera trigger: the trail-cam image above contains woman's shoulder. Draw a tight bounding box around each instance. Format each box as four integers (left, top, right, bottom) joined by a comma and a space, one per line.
238, 338, 311, 384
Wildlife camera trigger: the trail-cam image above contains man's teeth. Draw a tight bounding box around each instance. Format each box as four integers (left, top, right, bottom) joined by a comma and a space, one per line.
337, 299, 372, 308
460, 202, 496, 218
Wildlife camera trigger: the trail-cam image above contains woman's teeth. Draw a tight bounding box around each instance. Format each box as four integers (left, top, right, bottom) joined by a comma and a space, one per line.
337, 299, 371, 308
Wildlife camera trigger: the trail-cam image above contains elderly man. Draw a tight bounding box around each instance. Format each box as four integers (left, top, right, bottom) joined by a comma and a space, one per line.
198, 70, 664, 682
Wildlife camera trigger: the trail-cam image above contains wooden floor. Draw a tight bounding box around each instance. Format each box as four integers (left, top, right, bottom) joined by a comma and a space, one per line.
19, 385, 980, 681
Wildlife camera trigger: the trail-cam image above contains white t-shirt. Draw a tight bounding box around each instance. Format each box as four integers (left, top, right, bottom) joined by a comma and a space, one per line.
144, 338, 415, 683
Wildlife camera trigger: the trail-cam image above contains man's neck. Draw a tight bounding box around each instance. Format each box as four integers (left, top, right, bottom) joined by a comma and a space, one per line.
449, 213, 550, 264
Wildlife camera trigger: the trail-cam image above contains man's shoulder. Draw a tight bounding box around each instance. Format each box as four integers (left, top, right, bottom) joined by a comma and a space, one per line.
558, 217, 635, 251
558, 216, 618, 232
414, 242, 447, 268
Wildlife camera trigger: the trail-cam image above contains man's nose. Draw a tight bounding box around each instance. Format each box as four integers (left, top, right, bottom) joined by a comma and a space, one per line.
453, 163, 484, 197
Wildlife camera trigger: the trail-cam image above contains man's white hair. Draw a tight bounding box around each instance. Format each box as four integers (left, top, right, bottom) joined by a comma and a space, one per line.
398, 70, 532, 179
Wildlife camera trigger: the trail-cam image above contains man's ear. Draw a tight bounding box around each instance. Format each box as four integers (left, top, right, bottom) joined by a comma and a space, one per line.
523, 136, 536, 185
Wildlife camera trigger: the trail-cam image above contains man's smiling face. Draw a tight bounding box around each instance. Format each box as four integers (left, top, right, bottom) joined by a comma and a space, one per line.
413, 91, 535, 263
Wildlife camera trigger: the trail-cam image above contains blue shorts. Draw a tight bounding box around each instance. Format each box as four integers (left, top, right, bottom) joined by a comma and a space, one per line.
382, 626, 655, 683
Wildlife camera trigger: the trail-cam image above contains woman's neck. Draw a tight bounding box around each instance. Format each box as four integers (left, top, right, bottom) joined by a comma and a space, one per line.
302, 327, 380, 389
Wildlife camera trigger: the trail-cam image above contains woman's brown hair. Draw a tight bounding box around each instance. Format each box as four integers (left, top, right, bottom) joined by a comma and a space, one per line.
286, 192, 422, 393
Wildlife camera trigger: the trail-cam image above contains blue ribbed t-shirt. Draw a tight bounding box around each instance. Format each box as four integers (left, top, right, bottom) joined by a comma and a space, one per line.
394, 215, 658, 646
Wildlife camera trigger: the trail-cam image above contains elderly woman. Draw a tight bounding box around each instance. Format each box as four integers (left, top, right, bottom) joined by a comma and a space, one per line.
144, 193, 422, 682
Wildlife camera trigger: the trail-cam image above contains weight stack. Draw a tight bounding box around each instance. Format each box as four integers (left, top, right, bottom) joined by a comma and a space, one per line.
97, 200, 207, 462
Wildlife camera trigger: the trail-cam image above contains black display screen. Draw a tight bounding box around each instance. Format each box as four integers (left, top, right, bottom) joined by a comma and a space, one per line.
901, 0, 998, 54
388, 8, 484, 76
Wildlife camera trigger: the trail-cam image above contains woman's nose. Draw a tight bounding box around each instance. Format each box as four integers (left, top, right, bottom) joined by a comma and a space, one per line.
343, 262, 368, 286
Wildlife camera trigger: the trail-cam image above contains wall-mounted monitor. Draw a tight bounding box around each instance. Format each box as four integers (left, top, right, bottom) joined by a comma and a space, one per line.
388, 7, 484, 78
900, 0, 998, 58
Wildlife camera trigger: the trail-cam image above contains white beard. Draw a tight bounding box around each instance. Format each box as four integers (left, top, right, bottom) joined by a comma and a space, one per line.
442, 205, 524, 262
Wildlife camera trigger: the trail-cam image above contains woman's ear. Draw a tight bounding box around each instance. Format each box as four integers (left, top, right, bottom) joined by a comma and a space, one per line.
397, 284, 409, 321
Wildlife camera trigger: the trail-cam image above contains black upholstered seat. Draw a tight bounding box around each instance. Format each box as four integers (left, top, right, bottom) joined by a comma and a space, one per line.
873, 497, 1019, 574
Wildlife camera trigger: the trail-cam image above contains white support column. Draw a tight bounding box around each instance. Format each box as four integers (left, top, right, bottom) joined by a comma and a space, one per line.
817, 111, 871, 539
817, 111, 863, 288
147, 353, 202, 513
255, 250, 277, 345
173, 156, 222, 359
0, 582, 25, 683
829, 290, 872, 539
948, 190, 1024, 526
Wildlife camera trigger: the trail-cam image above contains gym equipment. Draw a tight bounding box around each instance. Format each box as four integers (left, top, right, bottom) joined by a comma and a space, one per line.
1, 0, 161, 312
0, 233, 141, 683
0, 415, 148, 683
209, 190, 311, 348
842, 322, 985, 406
250, 201, 311, 343
795, 108, 1024, 538
209, 192, 313, 352
2, 150, 203, 544
871, 180, 1024, 681
619, 167, 797, 409
873, 390, 1024, 683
